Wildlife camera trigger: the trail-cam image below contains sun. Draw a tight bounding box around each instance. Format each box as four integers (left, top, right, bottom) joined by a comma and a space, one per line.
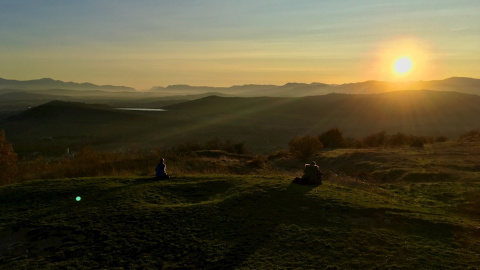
393, 57, 413, 75
364, 37, 435, 81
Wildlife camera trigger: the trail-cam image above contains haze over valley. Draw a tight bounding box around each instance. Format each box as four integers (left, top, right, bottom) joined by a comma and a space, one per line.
1, 76, 480, 154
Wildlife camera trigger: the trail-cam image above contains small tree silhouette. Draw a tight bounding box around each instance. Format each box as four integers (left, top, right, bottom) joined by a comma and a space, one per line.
0, 129, 18, 185
288, 135, 323, 160
318, 128, 345, 148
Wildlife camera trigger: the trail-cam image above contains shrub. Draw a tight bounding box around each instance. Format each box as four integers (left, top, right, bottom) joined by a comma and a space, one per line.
386, 132, 411, 147
343, 137, 366, 148
435, 136, 448, 143
0, 129, 18, 185
247, 156, 267, 168
362, 131, 387, 147
232, 142, 248, 154
288, 135, 323, 160
318, 128, 345, 148
459, 130, 480, 141
410, 139, 424, 148
223, 140, 248, 154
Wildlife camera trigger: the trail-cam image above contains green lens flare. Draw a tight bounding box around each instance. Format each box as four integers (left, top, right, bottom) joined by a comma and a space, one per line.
76, 196, 81, 202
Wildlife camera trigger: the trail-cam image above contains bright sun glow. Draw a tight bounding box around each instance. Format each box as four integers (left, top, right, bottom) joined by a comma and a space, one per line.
365, 37, 435, 81
394, 57, 413, 74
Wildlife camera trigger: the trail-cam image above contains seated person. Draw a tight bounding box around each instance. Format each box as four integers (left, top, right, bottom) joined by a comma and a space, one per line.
295, 161, 322, 185
155, 158, 170, 179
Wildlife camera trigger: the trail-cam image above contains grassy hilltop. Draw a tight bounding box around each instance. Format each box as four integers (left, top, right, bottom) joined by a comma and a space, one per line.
1, 142, 480, 269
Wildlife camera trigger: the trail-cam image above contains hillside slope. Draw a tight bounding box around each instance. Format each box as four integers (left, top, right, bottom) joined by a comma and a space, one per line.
1, 175, 479, 269
0, 101, 160, 155
2, 100, 150, 137
165, 90, 480, 138
2, 90, 480, 154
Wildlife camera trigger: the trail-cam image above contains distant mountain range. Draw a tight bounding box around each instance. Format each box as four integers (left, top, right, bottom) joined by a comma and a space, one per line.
0, 78, 135, 92
1, 77, 479, 97
150, 77, 480, 96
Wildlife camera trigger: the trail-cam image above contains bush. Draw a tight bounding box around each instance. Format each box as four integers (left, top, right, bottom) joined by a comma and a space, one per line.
343, 137, 366, 148
410, 139, 424, 148
318, 128, 345, 148
223, 140, 248, 154
459, 130, 480, 141
288, 135, 323, 160
247, 156, 267, 168
0, 129, 18, 185
386, 132, 411, 147
435, 136, 448, 143
362, 131, 387, 147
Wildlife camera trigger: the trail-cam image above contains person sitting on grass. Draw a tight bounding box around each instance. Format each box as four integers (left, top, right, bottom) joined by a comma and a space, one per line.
293, 161, 322, 185
155, 158, 170, 180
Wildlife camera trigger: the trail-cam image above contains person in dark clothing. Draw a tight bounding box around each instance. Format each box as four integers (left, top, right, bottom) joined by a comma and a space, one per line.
293, 161, 322, 185
155, 158, 170, 179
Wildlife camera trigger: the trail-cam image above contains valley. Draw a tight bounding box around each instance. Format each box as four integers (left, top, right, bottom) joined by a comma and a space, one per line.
2, 87, 480, 155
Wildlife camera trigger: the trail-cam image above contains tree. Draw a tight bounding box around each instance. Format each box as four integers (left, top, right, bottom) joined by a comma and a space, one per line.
0, 129, 18, 185
288, 135, 323, 160
318, 128, 345, 148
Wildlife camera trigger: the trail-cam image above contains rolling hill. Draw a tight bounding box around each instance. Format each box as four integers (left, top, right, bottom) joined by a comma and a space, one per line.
163, 90, 480, 138
1, 90, 480, 154
0, 101, 155, 153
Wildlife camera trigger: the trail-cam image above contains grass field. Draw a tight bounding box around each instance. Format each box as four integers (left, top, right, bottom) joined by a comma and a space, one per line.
1, 165, 480, 269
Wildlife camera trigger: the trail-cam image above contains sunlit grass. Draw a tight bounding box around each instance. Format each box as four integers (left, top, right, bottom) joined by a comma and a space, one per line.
2, 139, 480, 268
1, 170, 480, 268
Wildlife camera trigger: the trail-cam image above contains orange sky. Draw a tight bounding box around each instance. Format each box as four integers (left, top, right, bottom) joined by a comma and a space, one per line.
1, 1, 479, 90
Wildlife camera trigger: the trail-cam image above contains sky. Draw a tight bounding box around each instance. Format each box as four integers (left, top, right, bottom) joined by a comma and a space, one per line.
1, 0, 479, 90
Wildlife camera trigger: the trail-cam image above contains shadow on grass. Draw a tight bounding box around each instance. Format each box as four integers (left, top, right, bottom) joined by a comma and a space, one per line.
0, 177, 466, 269
211, 182, 319, 268
207, 180, 461, 269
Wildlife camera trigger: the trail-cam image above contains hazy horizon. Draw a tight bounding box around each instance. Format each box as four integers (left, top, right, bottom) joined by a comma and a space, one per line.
1, 1, 479, 90
1, 76, 479, 92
